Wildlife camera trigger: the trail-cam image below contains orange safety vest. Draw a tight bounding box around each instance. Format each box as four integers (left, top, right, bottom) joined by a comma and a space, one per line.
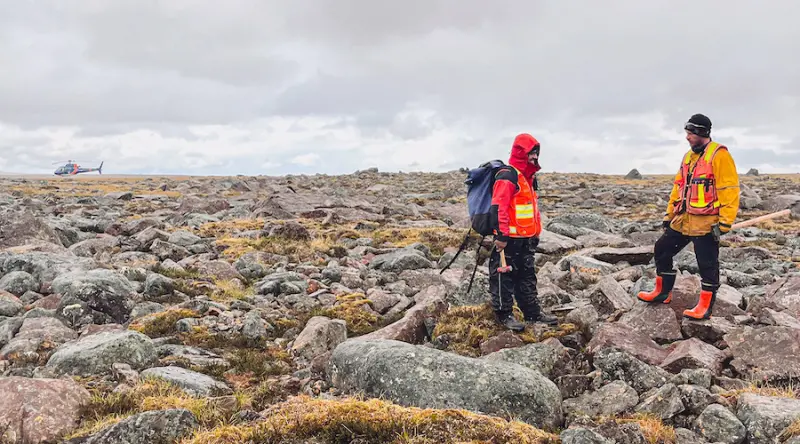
507, 167, 542, 237
673, 141, 726, 216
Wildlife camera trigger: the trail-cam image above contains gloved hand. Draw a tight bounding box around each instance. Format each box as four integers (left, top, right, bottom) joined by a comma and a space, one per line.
529, 236, 540, 252
711, 224, 722, 243
662, 220, 671, 231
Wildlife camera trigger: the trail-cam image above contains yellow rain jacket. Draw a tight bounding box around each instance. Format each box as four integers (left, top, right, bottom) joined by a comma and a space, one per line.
665, 142, 740, 236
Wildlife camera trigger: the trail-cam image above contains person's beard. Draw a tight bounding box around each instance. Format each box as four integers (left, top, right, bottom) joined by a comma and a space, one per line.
691, 140, 708, 154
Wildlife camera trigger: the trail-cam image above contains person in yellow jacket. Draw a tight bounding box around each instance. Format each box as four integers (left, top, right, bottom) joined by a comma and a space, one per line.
638, 113, 740, 319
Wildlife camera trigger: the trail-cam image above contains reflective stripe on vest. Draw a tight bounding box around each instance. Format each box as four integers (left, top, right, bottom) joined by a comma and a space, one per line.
507, 167, 542, 237
674, 142, 724, 216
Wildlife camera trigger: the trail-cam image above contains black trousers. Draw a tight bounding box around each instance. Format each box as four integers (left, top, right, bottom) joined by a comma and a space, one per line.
654, 227, 720, 291
488, 237, 542, 319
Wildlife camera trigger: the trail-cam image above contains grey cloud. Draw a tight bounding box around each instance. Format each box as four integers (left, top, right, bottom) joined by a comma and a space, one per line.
74, 123, 203, 140
1, 1, 799, 174
728, 148, 800, 169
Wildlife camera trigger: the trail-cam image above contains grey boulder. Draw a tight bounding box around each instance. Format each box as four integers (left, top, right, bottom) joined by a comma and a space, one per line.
328, 338, 563, 430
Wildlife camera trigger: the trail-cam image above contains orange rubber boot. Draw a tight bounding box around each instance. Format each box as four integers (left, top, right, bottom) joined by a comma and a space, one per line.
637, 274, 675, 304
683, 290, 716, 319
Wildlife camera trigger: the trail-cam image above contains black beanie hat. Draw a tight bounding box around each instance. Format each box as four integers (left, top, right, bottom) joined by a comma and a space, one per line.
685, 114, 712, 137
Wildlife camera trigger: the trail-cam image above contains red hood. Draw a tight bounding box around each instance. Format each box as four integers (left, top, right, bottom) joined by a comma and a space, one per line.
509, 133, 541, 180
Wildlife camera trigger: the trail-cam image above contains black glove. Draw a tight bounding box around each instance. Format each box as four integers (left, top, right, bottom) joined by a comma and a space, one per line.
662, 220, 671, 231
711, 224, 722, 243
529, 236, 540, 252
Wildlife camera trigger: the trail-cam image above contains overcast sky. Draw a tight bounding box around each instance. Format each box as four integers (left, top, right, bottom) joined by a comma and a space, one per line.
1, 1, 799, 176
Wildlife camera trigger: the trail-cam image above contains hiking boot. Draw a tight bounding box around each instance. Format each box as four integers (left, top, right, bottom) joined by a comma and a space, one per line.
526, 312, 558, 326
497, 315, 525, 332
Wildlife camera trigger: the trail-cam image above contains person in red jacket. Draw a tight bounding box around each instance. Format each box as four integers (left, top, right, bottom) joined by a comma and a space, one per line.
489, 133, 558, 331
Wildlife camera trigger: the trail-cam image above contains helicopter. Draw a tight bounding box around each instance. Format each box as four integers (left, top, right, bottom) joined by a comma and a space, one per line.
52, 160, 104, 176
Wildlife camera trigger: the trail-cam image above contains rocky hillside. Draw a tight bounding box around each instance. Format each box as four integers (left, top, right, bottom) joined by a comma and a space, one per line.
1, 170, 799, 444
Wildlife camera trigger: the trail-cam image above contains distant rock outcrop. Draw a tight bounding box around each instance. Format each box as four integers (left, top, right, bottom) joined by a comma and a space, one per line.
625, 168, 643, 179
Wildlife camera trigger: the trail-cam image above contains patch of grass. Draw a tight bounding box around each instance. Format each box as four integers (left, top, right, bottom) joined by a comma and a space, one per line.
9, 179, 182, 199
173, 278, 215, 298
371, 227, 476, 256
225, 348, 294, 382
179, 326, 256, 350
597, 414, 676, 444
313, 293, 391, 336
719, 379, 799, 404
270, 316, 302, 337
123, 200, 164, 215
211, 279, 254, 302
249, 380, 294, 411
66, 377, 250, 441
181, 395, 559, 444
196, 219, 265, 238
430, 304, 576, 357
204, 219, 367, 262
779, 418, 800, 442
129, 308, 201, 337
63, 413, 129, 441
175, 327, 295, 385
214, 236, 341, 263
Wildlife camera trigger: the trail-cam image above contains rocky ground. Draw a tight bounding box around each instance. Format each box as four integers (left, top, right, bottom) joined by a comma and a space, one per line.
1, 169, 800, 444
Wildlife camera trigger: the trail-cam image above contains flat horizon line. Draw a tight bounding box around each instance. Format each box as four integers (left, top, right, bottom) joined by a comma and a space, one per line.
0, 170, 793, 179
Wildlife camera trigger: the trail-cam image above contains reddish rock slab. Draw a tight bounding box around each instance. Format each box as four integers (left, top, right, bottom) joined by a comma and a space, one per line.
586, 322, 671, 366
619, 302, 683, 344
0, 376, 90, 443
680, 317, 737, 348
479, 331, 525, 355
660, 338, 727, 375
724, 326, 800, 381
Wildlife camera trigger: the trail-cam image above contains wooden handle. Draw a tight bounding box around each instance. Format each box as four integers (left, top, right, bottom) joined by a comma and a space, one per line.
500, 250, 507, 268
731, 209, 791, 229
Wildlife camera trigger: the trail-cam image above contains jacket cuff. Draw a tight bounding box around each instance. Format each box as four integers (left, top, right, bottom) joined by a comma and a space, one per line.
495, 234, 510, 242
719, 222, 731, 233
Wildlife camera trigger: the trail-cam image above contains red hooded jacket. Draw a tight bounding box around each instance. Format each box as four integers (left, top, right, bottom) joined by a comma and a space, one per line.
491, 133, 541, 241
